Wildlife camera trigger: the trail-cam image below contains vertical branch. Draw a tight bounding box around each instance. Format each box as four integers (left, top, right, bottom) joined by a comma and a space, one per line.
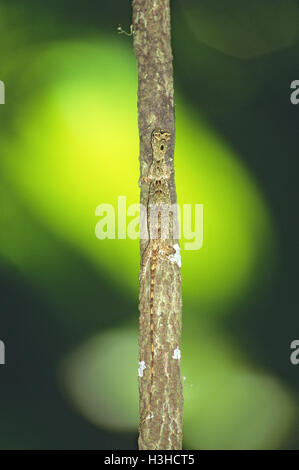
132, 0, 183, 450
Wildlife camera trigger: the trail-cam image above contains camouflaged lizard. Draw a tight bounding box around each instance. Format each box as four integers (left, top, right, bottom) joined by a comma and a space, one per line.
139, 129, 176, 424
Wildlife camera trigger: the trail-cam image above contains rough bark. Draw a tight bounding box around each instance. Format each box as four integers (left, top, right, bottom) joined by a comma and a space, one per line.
132, 0, 183, 450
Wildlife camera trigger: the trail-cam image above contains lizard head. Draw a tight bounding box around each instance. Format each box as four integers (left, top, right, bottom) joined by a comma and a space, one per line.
151, 129, 171, 161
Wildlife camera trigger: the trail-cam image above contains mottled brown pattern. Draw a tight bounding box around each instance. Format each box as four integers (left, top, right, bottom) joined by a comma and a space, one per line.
133, 0, 183, 450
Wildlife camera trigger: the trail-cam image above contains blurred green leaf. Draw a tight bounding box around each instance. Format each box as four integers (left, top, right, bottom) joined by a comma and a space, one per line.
60, 327, 296, 449
180, 0, 299, 59
1, 39, 274, 311
60, 329, 139, 431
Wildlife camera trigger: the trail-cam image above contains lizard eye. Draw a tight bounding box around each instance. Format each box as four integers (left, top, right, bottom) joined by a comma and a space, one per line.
160, 145, 164, 150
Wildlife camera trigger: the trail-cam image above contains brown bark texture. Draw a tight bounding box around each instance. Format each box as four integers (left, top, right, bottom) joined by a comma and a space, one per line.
132, 0, 183, 450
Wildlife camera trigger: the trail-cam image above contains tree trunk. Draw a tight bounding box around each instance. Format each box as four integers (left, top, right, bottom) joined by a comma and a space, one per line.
132, 0, 183, 450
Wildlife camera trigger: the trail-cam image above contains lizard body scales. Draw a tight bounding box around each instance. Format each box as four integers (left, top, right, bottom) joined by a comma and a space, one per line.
138, 129, 177, 438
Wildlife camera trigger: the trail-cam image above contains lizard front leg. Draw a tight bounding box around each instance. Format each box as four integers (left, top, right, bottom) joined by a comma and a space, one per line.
158, 240, 176, 261
140, 240, 153, 281
139, 162, 155, 187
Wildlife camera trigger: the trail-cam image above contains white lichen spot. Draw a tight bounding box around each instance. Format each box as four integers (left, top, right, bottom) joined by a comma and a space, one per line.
138, 361, 146, 377
172, 347, 181, 360
147, 112, 156, 127
168, 243, 181, 268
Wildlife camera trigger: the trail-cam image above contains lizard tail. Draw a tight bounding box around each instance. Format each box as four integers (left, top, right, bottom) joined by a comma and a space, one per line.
148, 210, 161, 410
149, 246, 158, 406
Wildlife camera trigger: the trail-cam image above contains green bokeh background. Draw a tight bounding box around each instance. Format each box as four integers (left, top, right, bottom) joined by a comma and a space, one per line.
0, 0, 299, 449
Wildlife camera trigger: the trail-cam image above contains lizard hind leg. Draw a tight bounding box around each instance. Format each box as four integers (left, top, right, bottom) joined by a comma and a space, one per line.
159, 240, 176, 261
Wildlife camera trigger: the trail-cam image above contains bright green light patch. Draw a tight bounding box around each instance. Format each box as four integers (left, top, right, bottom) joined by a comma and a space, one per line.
175, 108, 274, 306
2, 39, 274, 308
2, 39, 141, 291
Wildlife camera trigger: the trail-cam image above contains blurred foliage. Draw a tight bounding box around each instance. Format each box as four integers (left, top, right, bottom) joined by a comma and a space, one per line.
0, 0, 299, 450
179, 0, 299, 59
1, 39, 273, 309
62, 326, 296, 449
